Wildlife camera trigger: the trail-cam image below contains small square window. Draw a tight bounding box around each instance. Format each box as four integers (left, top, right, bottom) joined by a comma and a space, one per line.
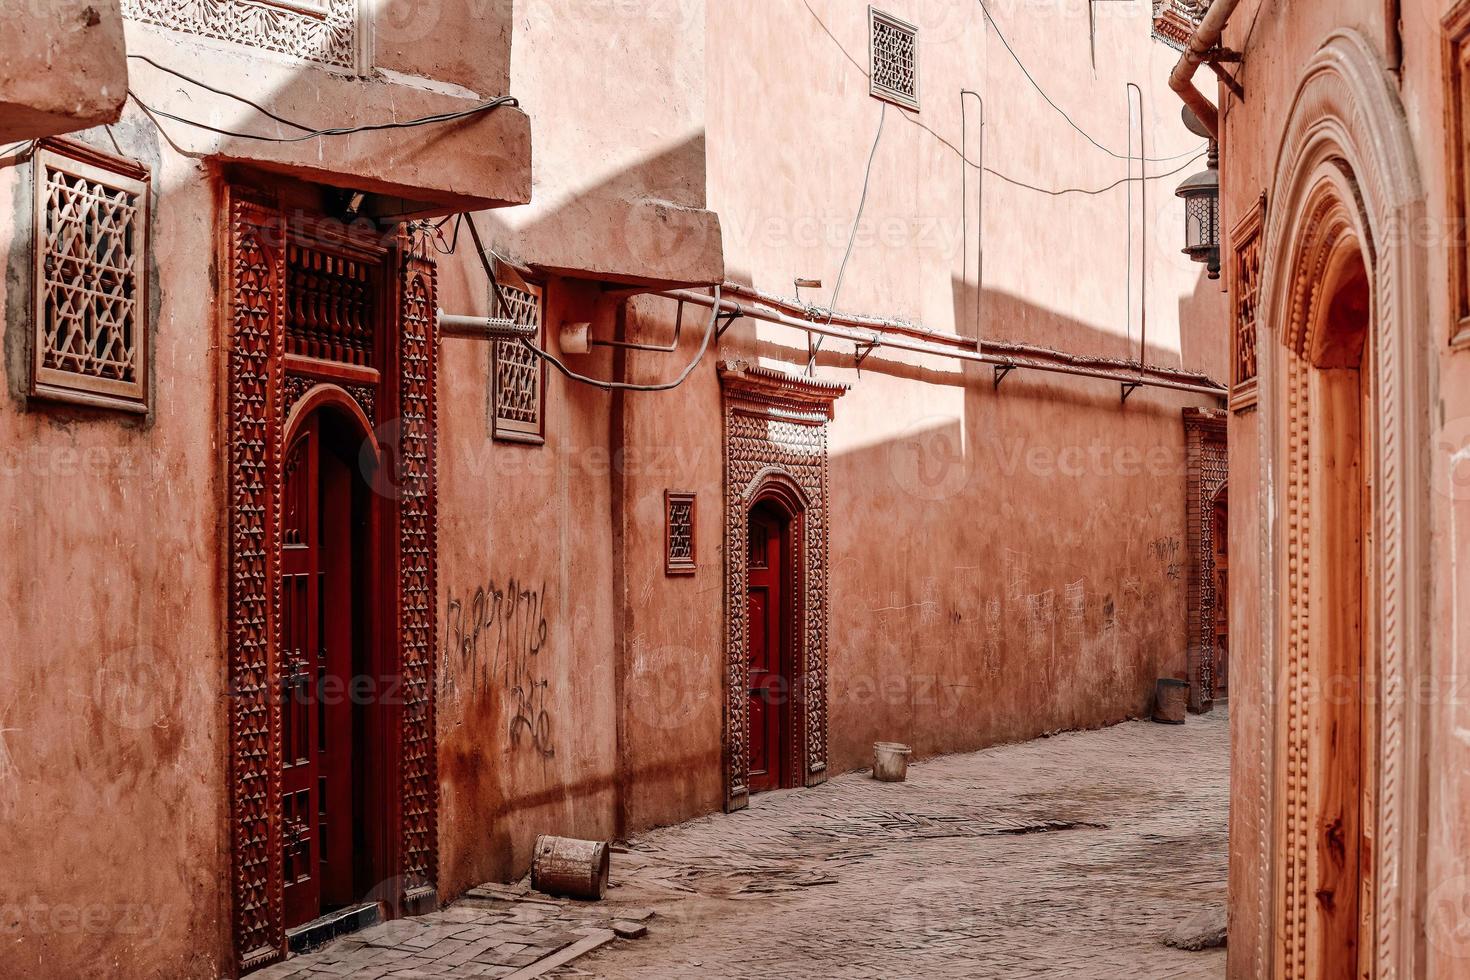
491, 281, 546, 443
870, 7, 919, 111
665, 491, 697, 576
31, 141, 150, 413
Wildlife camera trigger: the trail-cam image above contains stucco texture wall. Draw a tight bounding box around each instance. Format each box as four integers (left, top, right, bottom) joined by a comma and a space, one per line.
0, 127, 232, 977
701, 0, 1228, 775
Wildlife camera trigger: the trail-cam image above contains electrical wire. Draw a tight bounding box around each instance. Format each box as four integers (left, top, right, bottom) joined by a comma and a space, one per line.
810, 102, 887, 374
464, 212, 722, 393
984, 150, 1204, 197
128, 54, 315, 132
127, 90, 518, 143
973, 0, 1199, 162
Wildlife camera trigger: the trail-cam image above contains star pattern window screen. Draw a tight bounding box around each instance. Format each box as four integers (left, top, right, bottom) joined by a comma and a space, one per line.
492, 282, 546, 443
31, 143, 150, 412
870, 8, 919, 111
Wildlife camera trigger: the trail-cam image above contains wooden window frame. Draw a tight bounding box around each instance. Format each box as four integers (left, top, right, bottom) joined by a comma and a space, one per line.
491, 280, 547, 445
1228, 193, 1265, 412
869, 7, 920, 112
665, 491, 697, 576
30, 139, 151, 414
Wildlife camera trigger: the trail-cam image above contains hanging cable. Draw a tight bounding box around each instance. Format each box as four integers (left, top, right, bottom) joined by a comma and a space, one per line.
809, 102, 887, 374
127, 55, 316, 132
973, 0, 1197, 162
127, 90, 518, 143
463, 213, 722, 393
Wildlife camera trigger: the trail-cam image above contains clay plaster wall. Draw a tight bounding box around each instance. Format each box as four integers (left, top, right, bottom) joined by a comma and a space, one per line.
701, 0, 1228, 775
0, 3, 523, 975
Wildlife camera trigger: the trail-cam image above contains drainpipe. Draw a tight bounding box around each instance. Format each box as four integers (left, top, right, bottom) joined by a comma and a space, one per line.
1168, 0, 1244, 138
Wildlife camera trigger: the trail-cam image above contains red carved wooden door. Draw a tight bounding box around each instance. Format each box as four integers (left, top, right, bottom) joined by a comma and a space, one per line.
281, 414, 359, 928
747, 505, 788, 793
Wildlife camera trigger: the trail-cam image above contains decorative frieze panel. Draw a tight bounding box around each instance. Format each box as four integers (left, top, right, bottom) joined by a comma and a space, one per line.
491, 282, 545, 444
720, 361, 847, 812
1230, 195, 1265, 411
396, 238, 440, 907
30, 141, 150, 413
122, 0, 358, 69
869, 7, 919, 111
1150, 0, 1208, 51
226, 190, 288, 971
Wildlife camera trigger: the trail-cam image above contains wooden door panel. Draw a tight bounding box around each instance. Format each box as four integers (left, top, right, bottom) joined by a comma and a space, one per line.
747, 508, 786, 794
280, 416, 360, 926
282, 428, 321, 928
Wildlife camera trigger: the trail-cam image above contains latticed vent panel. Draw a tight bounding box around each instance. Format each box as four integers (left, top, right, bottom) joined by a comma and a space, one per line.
31, 144, 150, 412
492, 283, 545, 442
286, 242, 377, 367
1229, 197, 1264, 411
122, 0, 357, 68
870, 8, 919, 111
666, 492, 697, 575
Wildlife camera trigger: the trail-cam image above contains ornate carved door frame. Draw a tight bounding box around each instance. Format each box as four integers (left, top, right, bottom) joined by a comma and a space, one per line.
224, 186, 440, 972
719, 361, 847, 813
1249, 31, 1431, 980
1184, 409, 1227, 713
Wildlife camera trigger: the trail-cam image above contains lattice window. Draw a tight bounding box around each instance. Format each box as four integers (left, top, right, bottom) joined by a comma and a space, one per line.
870, 8, 919, 111
492, 282, 546, 443
31, 142, 150, 413
666, 492, 697, 576
121, 0, 358, 69
1229, 195, 1264, 411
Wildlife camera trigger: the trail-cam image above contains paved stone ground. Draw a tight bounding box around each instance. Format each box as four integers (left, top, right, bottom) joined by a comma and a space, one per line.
264, 713, 1229, 979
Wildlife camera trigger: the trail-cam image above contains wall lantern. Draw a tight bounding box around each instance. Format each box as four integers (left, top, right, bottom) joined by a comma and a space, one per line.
1176, 107, 1221, 279
1176, 159, 1220, 278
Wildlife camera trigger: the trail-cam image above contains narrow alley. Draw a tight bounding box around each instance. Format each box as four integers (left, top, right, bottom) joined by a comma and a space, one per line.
261, 715, 1228, 980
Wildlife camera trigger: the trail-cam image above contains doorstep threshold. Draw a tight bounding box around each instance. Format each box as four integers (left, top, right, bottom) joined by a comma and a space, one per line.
286, 901, 382, 954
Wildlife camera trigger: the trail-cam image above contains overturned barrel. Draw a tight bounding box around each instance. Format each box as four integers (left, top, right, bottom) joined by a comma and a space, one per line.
532, 835, 611, 900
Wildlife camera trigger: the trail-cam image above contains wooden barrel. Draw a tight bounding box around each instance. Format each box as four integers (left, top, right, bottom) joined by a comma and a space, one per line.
531, 835, 610, 900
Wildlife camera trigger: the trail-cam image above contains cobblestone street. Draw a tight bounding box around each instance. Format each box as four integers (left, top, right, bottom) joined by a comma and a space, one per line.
265, 714, 1228, 980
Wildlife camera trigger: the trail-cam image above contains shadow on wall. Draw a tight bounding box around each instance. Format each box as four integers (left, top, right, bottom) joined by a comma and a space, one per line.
724, 275, 1223, 775
950, 266, 1229, 373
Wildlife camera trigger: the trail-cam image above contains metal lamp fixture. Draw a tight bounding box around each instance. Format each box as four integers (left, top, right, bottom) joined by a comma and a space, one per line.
1176, 108, 1221, 280
1176, 157, 1221, 279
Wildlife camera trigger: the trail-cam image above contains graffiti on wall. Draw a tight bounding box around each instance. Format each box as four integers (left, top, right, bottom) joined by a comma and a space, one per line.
441, 578, 555, 758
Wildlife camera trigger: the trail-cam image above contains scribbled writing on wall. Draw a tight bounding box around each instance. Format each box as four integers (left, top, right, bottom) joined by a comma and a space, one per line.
1149, 536, 1184, 582
442, 578, 554, 757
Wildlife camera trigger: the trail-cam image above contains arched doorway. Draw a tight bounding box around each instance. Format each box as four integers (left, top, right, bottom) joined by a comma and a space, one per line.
280, 393, 388, 931
1287, 228, 1371, 972
746, 495, 797, 793
1239, 31, 1432, 978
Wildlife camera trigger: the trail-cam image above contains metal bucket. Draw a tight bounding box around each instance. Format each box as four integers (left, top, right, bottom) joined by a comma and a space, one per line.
873, 741, 913, 782
531, 835, 610, 900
